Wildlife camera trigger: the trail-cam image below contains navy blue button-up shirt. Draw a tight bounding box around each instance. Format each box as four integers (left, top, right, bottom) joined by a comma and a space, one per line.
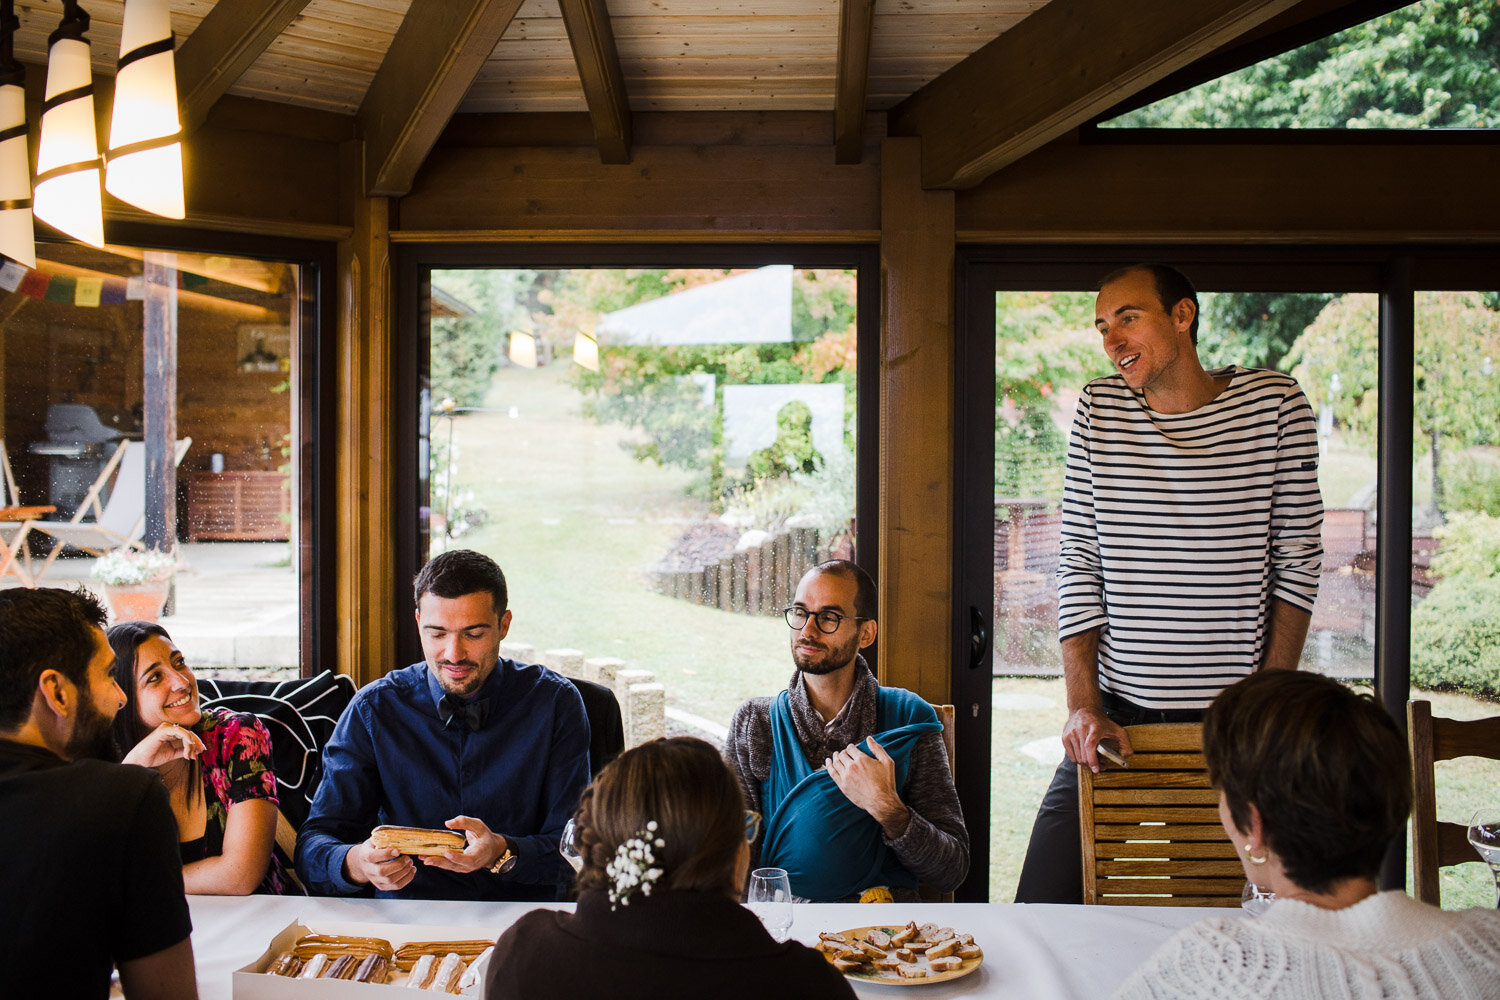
295, 659, 591, 900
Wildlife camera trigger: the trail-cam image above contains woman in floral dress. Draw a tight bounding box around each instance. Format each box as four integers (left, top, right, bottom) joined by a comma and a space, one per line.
108, 621, 298, 895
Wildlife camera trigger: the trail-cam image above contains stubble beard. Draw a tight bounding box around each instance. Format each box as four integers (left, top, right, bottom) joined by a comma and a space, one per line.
792, 635, 859, 676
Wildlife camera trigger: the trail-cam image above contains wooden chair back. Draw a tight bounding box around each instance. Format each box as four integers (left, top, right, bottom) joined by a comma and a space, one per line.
934, 703, 956, 778
1408, 700, 1500, 905
1079, 722, 1242, 906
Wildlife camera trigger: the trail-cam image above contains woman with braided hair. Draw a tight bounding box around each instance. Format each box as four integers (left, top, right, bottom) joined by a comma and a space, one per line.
485, 736, 854, 998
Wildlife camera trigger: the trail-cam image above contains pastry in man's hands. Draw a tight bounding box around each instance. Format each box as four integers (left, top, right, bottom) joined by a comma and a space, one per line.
370, 824, 467, 856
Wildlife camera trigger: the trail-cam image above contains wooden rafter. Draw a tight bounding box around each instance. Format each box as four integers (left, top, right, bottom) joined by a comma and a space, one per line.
175, 0, 316, 135
557, 0, 633, 164
889, 0, 1302, 190
358, 0, 525, 197
833, 0, 877, 164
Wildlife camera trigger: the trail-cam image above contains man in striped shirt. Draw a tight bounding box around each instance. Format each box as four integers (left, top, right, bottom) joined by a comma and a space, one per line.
1014, 264, 1324, 903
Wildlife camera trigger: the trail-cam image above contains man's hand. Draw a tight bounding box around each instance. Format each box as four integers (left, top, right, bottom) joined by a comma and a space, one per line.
825, 737, 911, 839
120, 722, 205, 769
1062, 706, 1132, 774
344, 840, 415, 891
422, 815, 508, 874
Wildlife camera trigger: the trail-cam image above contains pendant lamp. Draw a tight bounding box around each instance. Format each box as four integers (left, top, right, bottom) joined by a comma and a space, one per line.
33, 1, 103, 248
0, 0, 34, 266
106, 0, 183, 218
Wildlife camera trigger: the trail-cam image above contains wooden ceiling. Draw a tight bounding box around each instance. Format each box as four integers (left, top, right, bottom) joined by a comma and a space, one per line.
7, 0, 1388, 199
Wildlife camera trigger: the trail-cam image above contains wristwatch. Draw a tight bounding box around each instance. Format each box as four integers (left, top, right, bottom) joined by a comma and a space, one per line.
489, 848, 516, 875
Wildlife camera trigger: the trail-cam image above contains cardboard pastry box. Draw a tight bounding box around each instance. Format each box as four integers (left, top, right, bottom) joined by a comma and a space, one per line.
235, 919, 501, 998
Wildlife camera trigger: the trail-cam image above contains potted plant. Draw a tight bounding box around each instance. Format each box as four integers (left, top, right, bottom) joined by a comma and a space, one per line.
90, 547, 176, 623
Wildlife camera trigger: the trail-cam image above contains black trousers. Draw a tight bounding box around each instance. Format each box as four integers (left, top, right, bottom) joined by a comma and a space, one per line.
1012, 692, 1203, 904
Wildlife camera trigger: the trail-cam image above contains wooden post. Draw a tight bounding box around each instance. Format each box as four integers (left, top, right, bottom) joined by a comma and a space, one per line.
879, 136, 954, 704
336, 141, 397, 687
141, 253, 179, 595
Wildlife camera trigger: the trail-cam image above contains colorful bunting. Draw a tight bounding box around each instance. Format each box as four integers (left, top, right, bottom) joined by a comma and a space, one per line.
0, 254, 228, 307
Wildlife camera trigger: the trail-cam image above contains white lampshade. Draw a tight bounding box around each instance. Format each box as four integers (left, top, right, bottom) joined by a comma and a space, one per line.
508, 331, 538, 369
573, 330, 599, 371
34, 35, 103, 247
0, 82, 34, 267
106, 0, 183, 218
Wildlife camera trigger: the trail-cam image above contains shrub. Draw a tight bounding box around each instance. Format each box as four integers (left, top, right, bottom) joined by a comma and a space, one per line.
1444, 449, 1500, 517
1411, 513, 1500, 698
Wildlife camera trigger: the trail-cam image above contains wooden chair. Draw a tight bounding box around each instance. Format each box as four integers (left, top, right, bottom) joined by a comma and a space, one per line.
1078, 722, 1243, 906
1408, 700, 1500, 905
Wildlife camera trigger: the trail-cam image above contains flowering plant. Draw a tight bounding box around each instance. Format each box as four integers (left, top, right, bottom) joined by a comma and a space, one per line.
605, 820, 665, 909
90, 547, 176, 586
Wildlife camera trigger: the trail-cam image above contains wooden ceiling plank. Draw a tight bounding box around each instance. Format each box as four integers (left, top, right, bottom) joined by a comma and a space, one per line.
834, 0, 877, 164
359, 0, 526, 197
888, 0, 1303, 190
176, 0, 318, 135
557, 0, 634, 164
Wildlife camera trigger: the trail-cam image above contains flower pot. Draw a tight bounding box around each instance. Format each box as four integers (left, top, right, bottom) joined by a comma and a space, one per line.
104, 581, 171, 623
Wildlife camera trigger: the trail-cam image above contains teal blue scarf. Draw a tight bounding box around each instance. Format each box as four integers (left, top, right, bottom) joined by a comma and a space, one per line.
760, 684, 940, 901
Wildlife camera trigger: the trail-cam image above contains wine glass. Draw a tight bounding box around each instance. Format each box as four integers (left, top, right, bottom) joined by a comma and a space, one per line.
1467, 808, 1500, 908
747, 867, 794, 942
1240, 882, 1276, 915
559, 818, 583, 874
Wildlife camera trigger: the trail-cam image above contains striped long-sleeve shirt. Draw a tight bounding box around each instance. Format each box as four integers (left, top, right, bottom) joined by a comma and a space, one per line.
1057, 366, 1324, 710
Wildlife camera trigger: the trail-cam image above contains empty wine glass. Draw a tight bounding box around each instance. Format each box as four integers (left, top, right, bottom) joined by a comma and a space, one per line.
747, 867, 794, 942
559, 817, 583, 874
1241, 882, 1276, 915
1467, 808, 1500, 908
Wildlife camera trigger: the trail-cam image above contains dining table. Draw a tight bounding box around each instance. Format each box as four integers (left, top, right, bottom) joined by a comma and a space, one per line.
187, 893, 1226, 998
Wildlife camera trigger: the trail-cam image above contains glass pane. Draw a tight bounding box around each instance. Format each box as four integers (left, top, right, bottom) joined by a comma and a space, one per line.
992, 287, 1377, 901
1, 243, 303, 678
1411, 288, 1500, 909
421, 266, 858, 733
1102, 0, 1500, 131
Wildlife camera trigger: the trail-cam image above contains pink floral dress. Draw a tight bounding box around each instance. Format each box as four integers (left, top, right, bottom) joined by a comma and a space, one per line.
182, 708, 299, 894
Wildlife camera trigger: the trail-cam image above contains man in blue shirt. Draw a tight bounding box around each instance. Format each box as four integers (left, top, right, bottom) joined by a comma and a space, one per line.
296, 549, 591, 900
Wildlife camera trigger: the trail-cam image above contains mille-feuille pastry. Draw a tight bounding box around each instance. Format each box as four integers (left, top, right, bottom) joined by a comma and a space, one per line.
407, 954, 438, 989
265, 951, 302, 977
298, 954, 330, 979
324, 955, 359, 980
370, 825, 467, 856
429, 952, 467, 993
355, 954, 390, 984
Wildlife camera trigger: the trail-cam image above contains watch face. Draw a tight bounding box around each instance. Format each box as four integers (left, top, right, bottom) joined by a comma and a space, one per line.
499, 854, 517, 874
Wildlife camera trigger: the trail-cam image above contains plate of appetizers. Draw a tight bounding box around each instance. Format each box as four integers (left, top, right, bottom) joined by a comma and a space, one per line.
815, 921, 983, 985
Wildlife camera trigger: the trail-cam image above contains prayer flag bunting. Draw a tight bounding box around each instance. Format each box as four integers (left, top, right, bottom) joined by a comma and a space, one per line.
75, 276, 103, 307
0, 261, 24, 292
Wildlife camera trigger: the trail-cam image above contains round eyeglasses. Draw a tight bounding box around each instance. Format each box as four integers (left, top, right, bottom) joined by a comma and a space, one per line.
783, 605, 868, 634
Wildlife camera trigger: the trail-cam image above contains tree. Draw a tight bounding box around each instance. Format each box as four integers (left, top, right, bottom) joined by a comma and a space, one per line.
430, 269, 537, 407
1110, 0, 1500, 130
1287, 290, 1500, 516
994, 292, 1113, 499
1198, 292, 1334, 372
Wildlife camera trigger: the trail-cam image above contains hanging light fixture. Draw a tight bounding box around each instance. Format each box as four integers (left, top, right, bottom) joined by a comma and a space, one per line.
106, 0, 182, 218
0, 0, 33, 266
33, 0, 104, 247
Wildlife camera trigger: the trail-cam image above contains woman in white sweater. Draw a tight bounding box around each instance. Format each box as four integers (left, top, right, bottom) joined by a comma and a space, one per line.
1112, 670, 1500, 1000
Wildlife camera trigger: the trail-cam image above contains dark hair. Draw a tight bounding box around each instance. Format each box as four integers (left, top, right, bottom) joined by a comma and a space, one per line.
1204, 671, 1412, 895
414, 549, 508, 616
105, 620, 203, 806
0, 588, 108, 730
1098, 263, 1200, 344
575, 737, 746, 898
810, 559, 876, 621
106, 620, 174, 755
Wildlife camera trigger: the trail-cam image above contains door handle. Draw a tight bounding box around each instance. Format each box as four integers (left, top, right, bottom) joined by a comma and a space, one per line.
968, 606, 990, 671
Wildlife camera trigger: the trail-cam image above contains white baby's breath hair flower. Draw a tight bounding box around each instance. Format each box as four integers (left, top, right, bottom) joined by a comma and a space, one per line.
605, 820, 666, 910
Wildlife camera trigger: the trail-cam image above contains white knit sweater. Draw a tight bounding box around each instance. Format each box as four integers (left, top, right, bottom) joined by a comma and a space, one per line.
1111, 891, 1500, 1000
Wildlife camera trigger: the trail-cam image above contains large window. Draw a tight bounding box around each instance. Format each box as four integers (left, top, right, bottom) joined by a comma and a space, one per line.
404, 256, 871, 739
0, 240, 316, 677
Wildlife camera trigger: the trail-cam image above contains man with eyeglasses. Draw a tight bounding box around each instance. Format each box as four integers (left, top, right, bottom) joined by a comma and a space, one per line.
724, 560, 968, 902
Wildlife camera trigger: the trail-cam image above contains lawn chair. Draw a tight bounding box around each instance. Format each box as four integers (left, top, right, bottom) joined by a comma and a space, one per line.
0, 438, 191, 587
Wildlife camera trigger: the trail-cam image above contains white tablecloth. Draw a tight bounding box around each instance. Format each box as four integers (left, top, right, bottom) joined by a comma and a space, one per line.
188, 895, 1225, 999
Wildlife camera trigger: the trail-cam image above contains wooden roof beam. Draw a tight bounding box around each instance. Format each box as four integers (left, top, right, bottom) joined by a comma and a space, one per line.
834, 0, 877, 164
175, 0, 315, 136
889, 0, 1302, 190
358, 0, 525, 197
558, 0, 633, 164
